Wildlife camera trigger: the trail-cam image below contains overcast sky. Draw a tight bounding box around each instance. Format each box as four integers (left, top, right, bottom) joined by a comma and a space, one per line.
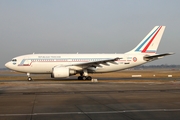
0, 0, 179, 68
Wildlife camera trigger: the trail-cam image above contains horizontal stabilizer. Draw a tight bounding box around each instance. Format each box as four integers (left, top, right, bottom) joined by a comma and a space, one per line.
144, 52, 174, 61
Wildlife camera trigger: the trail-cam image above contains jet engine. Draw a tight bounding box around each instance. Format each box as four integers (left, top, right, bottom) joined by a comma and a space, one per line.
51, 67, 76, 78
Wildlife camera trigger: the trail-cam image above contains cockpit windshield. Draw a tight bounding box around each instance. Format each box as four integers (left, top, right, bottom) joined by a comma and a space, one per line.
12, 59, 17, 62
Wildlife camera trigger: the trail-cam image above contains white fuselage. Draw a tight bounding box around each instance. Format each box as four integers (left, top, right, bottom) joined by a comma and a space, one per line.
5, 53, 147, 74
5, 26, 172, 81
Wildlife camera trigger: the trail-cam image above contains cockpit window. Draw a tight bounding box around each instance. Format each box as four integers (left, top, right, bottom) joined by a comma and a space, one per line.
11, 59, 17, 65
12, 59, 17, 62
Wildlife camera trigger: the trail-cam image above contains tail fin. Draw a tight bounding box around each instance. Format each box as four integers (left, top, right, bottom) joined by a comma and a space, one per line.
127, 26, 166, 54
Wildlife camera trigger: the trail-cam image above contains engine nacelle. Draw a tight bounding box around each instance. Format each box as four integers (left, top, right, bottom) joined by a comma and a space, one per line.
52, 67, 76, 78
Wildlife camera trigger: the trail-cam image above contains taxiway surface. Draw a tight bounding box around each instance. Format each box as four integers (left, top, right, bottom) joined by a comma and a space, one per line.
0, 79, 180, 120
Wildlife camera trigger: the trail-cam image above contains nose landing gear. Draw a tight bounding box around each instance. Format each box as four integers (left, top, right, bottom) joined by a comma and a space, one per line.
27, 73, 32, 81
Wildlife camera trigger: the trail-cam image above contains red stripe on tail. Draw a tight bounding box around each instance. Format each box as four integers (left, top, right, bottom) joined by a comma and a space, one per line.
142, 26, 162, 53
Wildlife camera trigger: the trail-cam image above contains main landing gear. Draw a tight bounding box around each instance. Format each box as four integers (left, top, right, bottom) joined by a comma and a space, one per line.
78, 76, 92, 80
78, 69, 92, 80
27, 73, 32, 81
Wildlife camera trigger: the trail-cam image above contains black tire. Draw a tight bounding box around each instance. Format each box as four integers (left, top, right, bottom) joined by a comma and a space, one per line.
27, 77, 32, 81
78, 76, 83, 80
86, 76, 92, 80
82, 76, 86, 80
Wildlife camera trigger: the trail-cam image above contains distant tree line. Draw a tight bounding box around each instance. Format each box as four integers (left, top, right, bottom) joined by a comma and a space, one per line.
134, 65, 180, 70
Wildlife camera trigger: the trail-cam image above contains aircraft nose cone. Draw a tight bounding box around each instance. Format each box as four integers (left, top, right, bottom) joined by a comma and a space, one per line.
5, 62, 10, 68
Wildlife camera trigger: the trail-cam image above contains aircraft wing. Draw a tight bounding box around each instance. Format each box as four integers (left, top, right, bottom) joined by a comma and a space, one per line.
144, 52, 174, 61
69, 57, 122, 68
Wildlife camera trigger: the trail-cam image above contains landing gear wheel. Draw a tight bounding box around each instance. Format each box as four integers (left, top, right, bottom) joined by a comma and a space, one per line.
78, 76, 83, 80
86, 76, 92, 80
27, 77, 32, 81
82, 76, 86, 80
77, 76, 92, 80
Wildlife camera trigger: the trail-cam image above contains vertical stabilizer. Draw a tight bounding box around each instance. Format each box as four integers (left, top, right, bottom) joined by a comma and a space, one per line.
127, 26, 165, 54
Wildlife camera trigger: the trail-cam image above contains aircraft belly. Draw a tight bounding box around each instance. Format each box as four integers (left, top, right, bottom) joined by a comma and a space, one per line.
94, 61, 145, 73
95, 64, 124, 72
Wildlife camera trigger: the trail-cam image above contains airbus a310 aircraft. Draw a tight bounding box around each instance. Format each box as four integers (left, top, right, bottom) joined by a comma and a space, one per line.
5, 26, 173, 81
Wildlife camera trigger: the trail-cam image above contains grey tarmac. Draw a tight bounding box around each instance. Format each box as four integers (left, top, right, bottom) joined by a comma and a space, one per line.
0, 79, 180, 120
